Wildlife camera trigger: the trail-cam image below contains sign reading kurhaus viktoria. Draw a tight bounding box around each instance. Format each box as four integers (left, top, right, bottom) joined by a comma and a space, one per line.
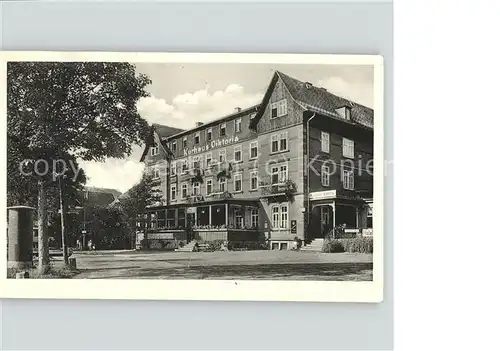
183, 136, 240, 156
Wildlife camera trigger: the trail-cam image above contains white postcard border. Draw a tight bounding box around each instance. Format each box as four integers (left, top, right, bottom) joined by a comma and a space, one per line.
0, 52, 384, 303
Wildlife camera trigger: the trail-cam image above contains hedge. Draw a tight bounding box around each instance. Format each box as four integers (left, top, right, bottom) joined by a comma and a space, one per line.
322, 237, 373, 253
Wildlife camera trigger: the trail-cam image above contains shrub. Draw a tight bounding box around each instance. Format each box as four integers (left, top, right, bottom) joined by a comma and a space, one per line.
322, 237, 373, 253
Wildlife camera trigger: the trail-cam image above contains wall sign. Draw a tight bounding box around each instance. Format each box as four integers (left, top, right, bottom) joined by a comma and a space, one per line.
291, 220, 297, 234
183, 136, 240, 156
309, 190, 337, 200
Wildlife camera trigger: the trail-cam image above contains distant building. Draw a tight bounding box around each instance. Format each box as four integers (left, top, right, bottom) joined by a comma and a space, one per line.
139, 71, 374, 250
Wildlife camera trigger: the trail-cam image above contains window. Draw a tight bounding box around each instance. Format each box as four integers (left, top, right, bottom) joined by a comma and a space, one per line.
166, 209, 176, 227
193, 182, 200, 195
336, 106, 352, 120
250, 141, 258, 159
279, 164, 288, 183
271, 134, 279, 153
153, 167, 160, 179
234, 173, 242, 192
342, 138, 354, 158
251, 208, 259, 228
321, 165, 330, 186
235, 118, 242, 133
279, 132, 287, 151
220, 123, 226, 137
235, 208, 243, 228
271, 133, 287, 153
270, 99, 287, 118
170, 161, 176, 176
181, 159, 188, 174
321, 132, 330, 153
192, 156, 200, 169
182, 137, 187, 149
219, 149, 226, 163
206, 178, 213, 195
234, 145, 242, 162
218, 178, 226, 192
194, 132, 200, 144
170, 184, 177, 200
250, 170, 258, 190
205, 152, 212, 167
272, 206, 280, 228
181, 183, 188, 198
206, 128, 212, 141
157, 210, 166, 228
271, 166, 279, 184
280, 205, 288, 229
150, 143, 159, 156
171, 140, 177, 153
367, 205, 373, 228
178, 209, 186, 228
250, 113, 256, 120
342, 169, 355, 190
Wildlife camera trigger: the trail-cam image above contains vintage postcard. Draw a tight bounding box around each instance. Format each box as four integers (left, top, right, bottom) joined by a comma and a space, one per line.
0, 52, 384, 302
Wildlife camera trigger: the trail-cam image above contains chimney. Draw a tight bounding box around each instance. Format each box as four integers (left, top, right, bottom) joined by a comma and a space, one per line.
234, 107, 242, 113
195, 122, 204, 127
304, 82, 313, 88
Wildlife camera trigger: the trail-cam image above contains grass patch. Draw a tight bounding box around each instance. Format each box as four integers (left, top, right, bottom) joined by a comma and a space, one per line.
7, 264, 80, 279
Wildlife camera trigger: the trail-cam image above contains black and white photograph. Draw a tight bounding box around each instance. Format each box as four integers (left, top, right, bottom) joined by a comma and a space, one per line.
1, 52, 383, 302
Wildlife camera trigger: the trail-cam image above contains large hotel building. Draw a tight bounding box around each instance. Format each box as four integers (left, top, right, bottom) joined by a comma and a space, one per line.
139, 71, 374, 250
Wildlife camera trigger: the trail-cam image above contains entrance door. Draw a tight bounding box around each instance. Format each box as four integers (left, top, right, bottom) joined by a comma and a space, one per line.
320, 206, 333, 237
186, 213, 195, 241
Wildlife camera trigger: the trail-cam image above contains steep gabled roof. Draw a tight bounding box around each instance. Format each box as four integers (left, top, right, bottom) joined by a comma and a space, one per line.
251, 71, 374, 129
83, 186, 122, 200
139, 124, 185, 162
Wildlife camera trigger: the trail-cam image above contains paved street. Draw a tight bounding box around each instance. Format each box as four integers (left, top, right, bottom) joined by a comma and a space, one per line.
69, 250, 373, 281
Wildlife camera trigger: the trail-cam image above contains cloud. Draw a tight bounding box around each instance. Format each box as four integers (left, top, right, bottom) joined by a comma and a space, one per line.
137, 84, 264, 129
80, 153, 145, 193
316, 76, 373, 108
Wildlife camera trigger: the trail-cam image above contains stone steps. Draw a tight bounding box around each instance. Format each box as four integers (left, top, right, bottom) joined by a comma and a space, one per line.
301, 239, 325, 252
175, 241, 197, 252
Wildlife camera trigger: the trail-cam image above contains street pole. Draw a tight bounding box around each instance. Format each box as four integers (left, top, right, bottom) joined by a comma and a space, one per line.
58, 175, 69, 265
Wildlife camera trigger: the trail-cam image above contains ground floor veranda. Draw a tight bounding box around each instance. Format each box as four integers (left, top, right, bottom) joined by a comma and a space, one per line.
139, 194, 373, 249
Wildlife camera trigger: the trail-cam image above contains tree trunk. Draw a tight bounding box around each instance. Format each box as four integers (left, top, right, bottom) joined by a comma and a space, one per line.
58, 176, 69, 265
37, 179, 50, 274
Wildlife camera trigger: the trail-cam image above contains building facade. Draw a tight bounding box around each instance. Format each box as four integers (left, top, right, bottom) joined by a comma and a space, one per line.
140, 71, 374, 250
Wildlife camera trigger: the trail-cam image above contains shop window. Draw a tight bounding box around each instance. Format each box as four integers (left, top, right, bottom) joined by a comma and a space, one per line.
272, 242, 280, 250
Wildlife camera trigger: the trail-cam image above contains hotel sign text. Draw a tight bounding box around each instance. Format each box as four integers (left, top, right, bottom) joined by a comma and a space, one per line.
183, 136, 240, 156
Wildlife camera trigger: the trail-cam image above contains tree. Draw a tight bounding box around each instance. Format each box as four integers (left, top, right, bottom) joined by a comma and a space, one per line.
7, 62, 151, 272
115, 173, 162, 248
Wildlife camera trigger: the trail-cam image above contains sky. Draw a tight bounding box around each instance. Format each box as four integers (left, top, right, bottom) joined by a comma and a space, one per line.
80, 63, 374, 194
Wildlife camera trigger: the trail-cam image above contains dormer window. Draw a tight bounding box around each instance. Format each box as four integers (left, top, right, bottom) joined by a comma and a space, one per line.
220, 123, 226, 137
336, 106, 352, 120
194, 132, 200, 144
182, 137, 187, 149
171, 140, 177, 153
206, 128, 212, 141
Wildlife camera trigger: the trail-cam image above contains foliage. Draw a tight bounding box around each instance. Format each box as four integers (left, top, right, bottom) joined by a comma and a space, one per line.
260, 179, 297, 203
7, 62, 151, 266
322, 238, 373, 254
190, 168, 204, 184
115, 173, 163, 244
